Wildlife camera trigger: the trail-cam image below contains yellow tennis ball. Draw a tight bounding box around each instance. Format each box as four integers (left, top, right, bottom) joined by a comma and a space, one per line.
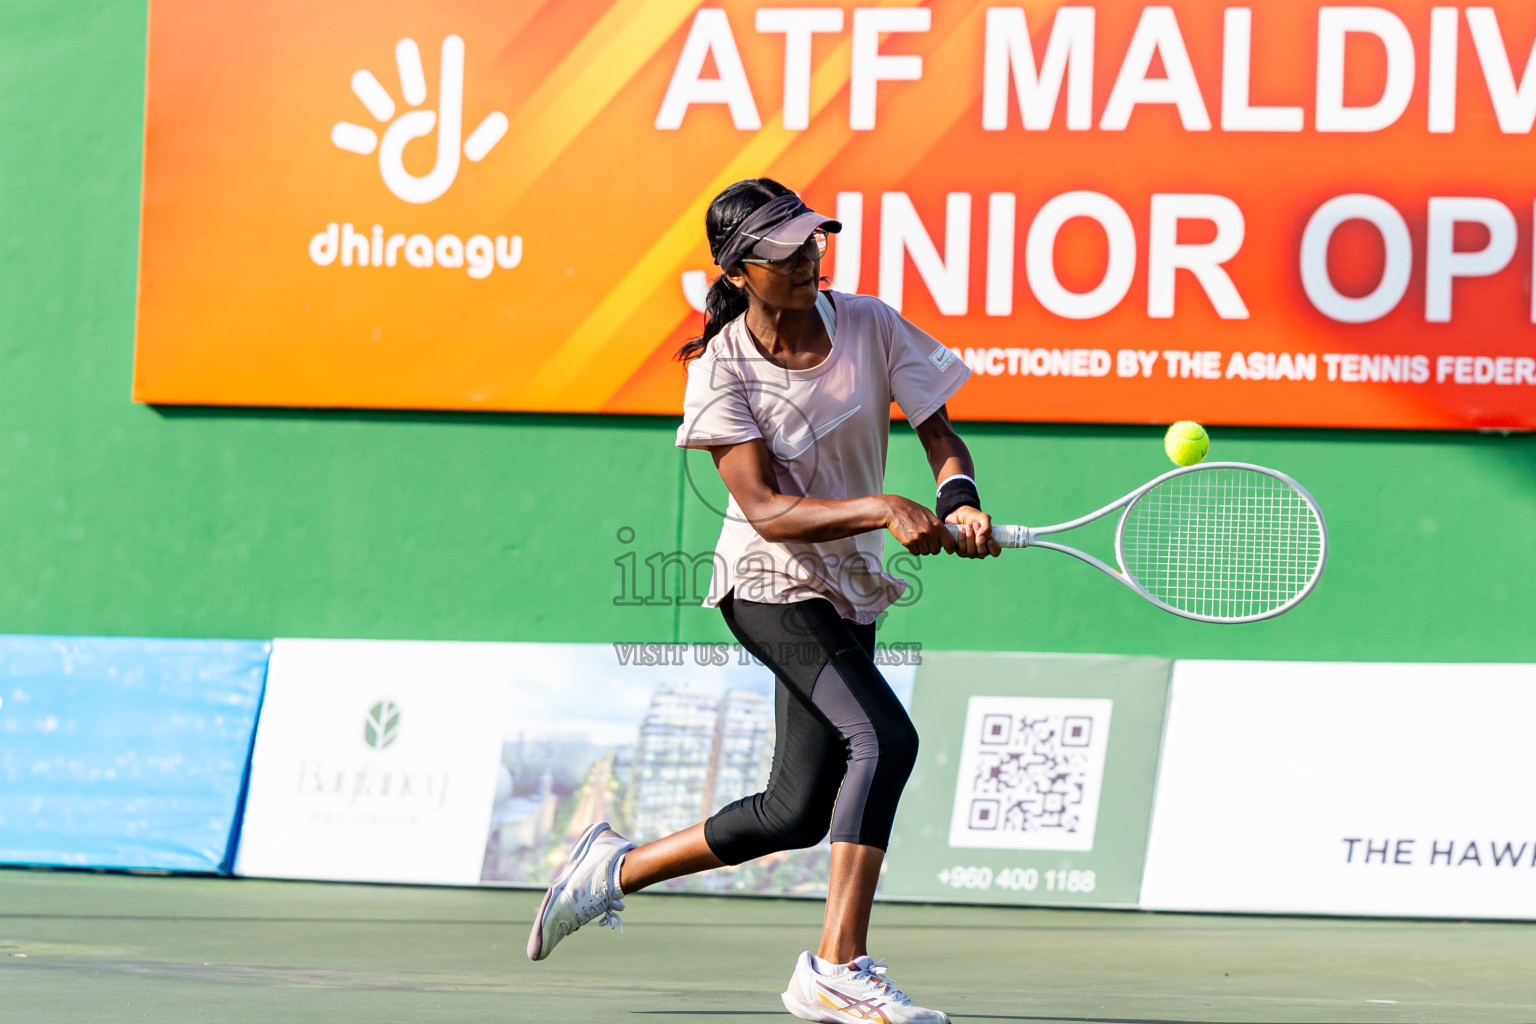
1164, 421, 1209, 466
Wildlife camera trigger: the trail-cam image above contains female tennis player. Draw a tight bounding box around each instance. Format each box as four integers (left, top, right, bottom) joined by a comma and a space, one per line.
529, 179, 998, 1024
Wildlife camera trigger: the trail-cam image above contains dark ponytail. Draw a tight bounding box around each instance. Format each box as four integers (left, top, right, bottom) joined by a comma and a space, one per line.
675, 178, 795, 364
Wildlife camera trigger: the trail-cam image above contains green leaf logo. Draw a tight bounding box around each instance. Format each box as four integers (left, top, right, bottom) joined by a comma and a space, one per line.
364, 701, 401, 750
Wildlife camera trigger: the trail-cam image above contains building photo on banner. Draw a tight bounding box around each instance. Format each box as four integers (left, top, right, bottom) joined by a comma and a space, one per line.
235, 638, 917, 895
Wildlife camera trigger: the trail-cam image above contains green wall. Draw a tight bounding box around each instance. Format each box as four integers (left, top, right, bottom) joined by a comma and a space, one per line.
3, 1, 1532, 661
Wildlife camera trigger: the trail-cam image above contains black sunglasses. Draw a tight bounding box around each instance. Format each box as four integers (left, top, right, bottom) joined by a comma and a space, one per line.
739, 229, 828, 275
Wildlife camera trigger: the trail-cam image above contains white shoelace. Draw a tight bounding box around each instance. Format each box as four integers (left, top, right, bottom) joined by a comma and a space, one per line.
572, 885, 625, 934
851, 959, 915, 1007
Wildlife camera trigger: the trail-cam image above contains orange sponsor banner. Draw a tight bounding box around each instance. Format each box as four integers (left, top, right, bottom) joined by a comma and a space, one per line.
136, 1, 1536, 428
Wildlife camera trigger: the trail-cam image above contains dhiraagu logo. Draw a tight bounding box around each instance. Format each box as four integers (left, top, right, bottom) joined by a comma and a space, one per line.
331, 35, 505, 204
311, 34, 523, 279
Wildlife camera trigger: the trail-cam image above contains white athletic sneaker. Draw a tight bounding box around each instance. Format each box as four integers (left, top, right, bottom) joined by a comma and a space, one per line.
526, 821, 636, 961
781, 950, 950, 1024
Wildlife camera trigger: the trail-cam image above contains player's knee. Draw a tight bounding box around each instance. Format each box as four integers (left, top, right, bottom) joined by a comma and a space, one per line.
846, 719, 918, 783
878, 719, 919, 784
755, 770, 840, 850
773, 807, 829, 850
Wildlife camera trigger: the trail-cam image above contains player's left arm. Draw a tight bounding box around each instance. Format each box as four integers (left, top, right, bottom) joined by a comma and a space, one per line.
914, 405, 1001, 559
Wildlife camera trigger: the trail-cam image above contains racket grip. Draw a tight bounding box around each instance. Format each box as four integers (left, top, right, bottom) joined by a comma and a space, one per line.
945, 524, 1028, 548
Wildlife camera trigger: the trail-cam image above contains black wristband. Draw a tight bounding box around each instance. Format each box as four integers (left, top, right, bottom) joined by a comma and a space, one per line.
936, 475, 981, 521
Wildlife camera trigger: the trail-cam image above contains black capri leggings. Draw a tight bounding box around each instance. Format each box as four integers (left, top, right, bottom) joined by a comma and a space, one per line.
703, 591, 920, 864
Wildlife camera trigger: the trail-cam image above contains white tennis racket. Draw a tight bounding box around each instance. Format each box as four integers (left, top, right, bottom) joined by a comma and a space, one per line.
947, 462, 1327, 623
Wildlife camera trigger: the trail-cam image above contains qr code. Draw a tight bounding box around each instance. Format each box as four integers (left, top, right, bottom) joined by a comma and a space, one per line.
947, 696, 1113, 852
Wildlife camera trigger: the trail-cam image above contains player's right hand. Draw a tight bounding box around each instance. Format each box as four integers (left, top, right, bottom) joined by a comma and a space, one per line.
946, 507, 1002, 559
882, 495, 957, 556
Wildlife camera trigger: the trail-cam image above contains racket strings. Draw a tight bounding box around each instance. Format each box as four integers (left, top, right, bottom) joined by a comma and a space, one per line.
1119, 468, 1324, 622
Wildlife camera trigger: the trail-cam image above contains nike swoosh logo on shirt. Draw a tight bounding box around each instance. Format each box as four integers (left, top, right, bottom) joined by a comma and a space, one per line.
771, 405, 862, 460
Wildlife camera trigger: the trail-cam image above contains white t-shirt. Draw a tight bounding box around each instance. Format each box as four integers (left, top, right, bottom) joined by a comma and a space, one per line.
675, 290, 971, 624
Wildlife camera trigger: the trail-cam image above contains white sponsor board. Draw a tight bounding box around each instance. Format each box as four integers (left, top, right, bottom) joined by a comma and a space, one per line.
1141, 660, 1536, 918
235, 638, 917, 890
947, 696, 1112, 852
234, 639, 510, 884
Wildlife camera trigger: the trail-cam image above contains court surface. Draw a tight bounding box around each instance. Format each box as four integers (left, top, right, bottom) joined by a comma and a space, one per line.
2, 869, 1532, 1024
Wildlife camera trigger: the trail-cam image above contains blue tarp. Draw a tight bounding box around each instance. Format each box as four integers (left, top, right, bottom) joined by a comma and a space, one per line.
0, 636, 269, 872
